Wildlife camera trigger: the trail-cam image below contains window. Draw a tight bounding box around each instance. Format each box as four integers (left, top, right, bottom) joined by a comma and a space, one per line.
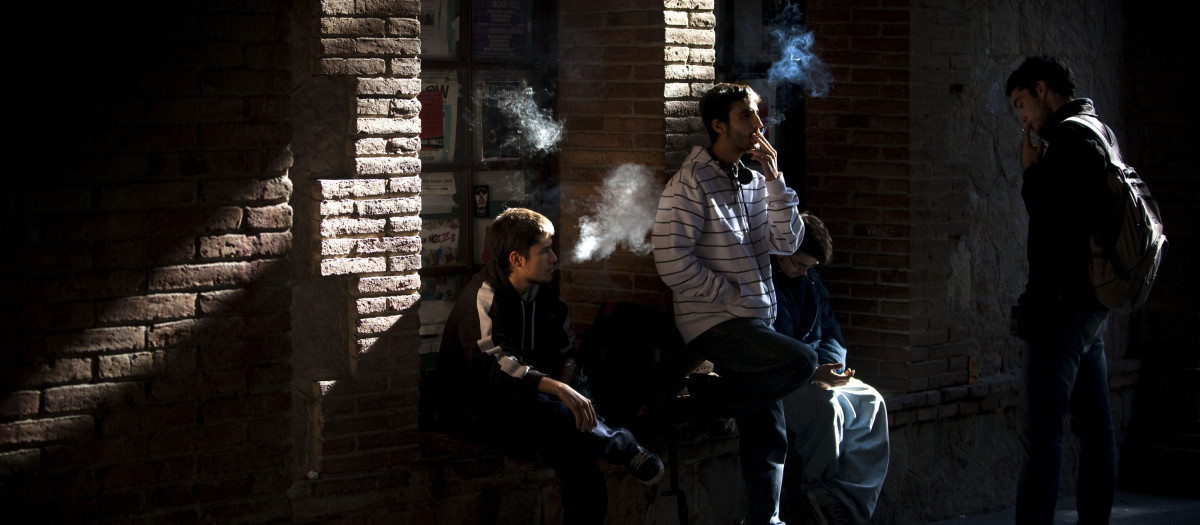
417, 0, 558, 364
714, 0, 809, 201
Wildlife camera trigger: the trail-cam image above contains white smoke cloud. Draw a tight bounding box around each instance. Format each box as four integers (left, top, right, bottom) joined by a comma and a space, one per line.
572, 164, 659, 263
767, 4, 833, 97
494, 86, 565, 156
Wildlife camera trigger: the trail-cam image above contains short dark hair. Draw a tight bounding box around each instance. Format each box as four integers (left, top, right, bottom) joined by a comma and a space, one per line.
1006, 55, 1076, 98
699, 83, 761, 144
488, 207, 554, 273
798, 212, 833, 265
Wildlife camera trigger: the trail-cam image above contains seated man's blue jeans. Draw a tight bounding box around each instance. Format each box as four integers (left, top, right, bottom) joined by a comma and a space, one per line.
1016, 309, 1116, 525
688, 317, 817, 525
473, 391, 643, 525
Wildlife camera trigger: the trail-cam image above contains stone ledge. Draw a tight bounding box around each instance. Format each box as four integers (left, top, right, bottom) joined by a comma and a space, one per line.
884, 360, 1141, 428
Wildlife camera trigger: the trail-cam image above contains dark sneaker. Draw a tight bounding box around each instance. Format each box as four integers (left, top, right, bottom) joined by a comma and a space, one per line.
806, 489, 853, 525
627, 446, 665, 486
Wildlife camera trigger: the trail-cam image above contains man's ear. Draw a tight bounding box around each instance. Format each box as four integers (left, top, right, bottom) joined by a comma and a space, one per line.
507, 249, 524, 270
711, 118, 727, 137
1035, 80, 1048, 101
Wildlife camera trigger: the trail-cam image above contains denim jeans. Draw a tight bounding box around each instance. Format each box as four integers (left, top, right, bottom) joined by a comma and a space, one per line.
475, 391, 643, 525
689, 317, 817, 525
1015, 309, 1116, 525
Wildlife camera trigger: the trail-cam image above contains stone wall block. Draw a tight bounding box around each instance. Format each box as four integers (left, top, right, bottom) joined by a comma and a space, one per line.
45, 327, 147, 355
319, 58, 388, 76
320, 218, 388, 237
321, 17, 387, 36
198, 232, 292, 259
357, 78, 422, 96
356, 197, 420, 216
319, 179, 388, 200
320, 257, 387, 276
356, 116, 420, 135
388, 216, 421, 233
356, 275, 421, 295
355, 156, 421, 176
388, 255, 421, 272
321, 199, 357, 217
354, 236, 420, 254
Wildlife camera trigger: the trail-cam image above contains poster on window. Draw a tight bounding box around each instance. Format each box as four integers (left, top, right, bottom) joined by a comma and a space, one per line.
471, 0, 530, 60
420, 172, 458, 216
421, 217, 463, 268
420, 0, 459, 59
472, 171, 530, 262
419, 71, 460, 164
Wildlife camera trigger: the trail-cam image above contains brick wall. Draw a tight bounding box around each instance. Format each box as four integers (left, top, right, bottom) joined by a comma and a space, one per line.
557, 1, 681, 328
287, 0, 427, 520
1118, 7, 1200, 496
796, 1, 1150, 522
2, 3, 295, 521
555, 1, 747, 521
2, 0, 1188, 523
803, 0, 918, 396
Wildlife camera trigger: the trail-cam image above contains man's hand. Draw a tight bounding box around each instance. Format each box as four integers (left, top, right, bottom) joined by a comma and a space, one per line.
748, 130, 780, 181
539, 378, 596, 432
1021, 126, 1046, 169
811, 363, 854, 389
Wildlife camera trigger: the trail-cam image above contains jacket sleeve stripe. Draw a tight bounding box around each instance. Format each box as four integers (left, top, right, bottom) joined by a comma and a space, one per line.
474, 283, 530, 379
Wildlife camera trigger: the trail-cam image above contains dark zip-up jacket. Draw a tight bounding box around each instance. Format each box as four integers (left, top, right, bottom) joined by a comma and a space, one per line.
1019, 98, 1114, 314
434, 262, 574, 416
772, 269, 848, 367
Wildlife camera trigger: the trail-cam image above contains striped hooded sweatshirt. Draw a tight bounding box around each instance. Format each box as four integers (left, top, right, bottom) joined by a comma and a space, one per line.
653, 146, 803, 343
435, 261, 574, 413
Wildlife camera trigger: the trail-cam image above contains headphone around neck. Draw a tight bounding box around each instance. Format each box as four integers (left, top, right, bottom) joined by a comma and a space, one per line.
711, 148, 754, 185
730, 161, 753, 185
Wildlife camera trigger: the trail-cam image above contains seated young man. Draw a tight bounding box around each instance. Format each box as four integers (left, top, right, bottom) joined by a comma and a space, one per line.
773, 213, 890, 525
433, 207, 663, 525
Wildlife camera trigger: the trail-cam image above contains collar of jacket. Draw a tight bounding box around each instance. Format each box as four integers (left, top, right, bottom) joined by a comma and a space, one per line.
1042, 98, 1097, 142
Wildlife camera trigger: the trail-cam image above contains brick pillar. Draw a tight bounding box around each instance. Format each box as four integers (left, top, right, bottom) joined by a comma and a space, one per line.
289, 0, 425, 517
664, 1, 716, 168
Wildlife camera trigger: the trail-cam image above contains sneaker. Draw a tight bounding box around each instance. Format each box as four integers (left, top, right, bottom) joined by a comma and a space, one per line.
806, 489, 853, 525
627, 446, 665, 486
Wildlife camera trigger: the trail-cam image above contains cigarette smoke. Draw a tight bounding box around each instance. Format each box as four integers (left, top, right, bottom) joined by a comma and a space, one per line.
572, 164, 659, 263
494, 86, 565, 156
767, 4, 833, 97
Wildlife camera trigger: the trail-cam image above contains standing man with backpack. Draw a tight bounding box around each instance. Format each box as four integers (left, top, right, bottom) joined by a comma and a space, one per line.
1006, 55, 1120, 525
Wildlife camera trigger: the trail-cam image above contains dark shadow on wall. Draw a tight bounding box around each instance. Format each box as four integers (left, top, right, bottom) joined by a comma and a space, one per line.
1, 3, 297, 521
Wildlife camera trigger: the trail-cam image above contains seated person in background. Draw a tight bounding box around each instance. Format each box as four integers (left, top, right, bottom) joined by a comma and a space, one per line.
773, 213, 890, 525
433, 207, 663, 525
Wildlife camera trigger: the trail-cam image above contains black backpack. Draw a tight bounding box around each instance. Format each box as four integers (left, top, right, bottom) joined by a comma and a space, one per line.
1065, 115, 1167, 312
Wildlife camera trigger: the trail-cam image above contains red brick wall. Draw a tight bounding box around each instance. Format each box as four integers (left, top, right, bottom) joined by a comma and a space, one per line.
2, 3, 295, 521
804, 0, 919, 394
558, 0, 683, 327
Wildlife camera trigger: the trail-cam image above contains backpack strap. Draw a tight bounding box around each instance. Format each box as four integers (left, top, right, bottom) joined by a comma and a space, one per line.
1062, 115, 1126, 168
